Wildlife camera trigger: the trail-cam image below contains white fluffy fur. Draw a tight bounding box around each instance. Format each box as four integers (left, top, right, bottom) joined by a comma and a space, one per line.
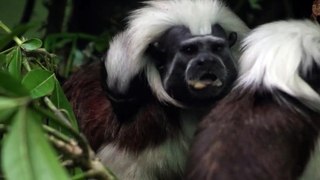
237, 20, 320, 111
300, 137, 320, 180
97, 137, 188, 180
97, 110, 199, 180
105, 0, 249, 106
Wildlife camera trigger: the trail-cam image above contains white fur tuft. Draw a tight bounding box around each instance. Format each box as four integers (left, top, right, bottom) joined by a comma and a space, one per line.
105, 0, 249, 105
237, 20, 320, 111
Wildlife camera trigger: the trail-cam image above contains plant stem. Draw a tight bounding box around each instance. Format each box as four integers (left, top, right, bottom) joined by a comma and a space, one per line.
43, 97, 72, 127
71, 160, 117, 180
43, 124, 74, 144
63, 38, 77, 77
0, 21, 23, 46
43, 121, 117, 180
22, 59, 32, 72
34, 105, 90, 159
0, 47, 15, 54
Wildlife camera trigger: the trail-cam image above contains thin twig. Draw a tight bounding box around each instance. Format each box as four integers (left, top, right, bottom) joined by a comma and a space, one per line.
22, 58, 32, 72
63, 38, 77, 77
47, 131, 83, 158
43, 97, 73, 127
0, 21, 23, 46
0, 47, 15, 54
43, 125, 76, 145
43, 124, 116, 180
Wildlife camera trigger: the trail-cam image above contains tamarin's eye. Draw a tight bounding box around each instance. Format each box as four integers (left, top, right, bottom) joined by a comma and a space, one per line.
180, 44, 198, 55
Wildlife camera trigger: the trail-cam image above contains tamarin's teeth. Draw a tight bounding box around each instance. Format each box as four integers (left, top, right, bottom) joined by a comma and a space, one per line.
212, 79, 223, 87
188, 79, 223, 90
193, 82, 207, 89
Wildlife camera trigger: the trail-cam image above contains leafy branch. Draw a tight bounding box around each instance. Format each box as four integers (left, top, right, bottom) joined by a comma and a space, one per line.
0, 21, 116, 180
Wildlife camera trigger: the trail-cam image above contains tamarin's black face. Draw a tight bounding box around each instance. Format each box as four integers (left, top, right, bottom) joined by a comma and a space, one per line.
146, 24, 238, 106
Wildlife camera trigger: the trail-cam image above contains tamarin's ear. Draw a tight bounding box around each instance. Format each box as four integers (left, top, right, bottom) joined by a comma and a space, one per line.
146, 42, 166, 58
228, 32, 237, 47
146, 42, 167, 68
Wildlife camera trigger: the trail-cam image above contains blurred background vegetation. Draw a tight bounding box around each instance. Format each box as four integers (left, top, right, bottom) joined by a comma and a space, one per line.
0, 0, 314, 78
0, 0, 314, 34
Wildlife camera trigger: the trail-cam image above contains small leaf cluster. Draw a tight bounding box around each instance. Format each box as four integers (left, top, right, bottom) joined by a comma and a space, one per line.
0, 22, 116, 180
44, 32, 111, 78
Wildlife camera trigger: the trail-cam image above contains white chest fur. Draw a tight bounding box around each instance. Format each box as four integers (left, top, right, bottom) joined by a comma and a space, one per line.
300, 137, 320, 180
97, 110, 200, 180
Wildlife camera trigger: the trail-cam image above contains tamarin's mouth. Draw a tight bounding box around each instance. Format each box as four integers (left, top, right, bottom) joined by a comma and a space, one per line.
187, 72, 223, 90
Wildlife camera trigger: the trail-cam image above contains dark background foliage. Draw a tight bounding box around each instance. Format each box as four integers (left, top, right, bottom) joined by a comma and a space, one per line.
68, 0, 313, 34
0, 0, 315, 81
0, 0, 315, 62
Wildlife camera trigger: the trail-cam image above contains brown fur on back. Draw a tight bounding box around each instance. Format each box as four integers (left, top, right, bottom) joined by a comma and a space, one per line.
186, 90, 320, 180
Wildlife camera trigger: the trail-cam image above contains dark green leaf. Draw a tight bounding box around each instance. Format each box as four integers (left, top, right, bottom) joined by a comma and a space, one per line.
7, 48, 22, 79
51, 80, 79, 131
0, 54, 6, 70
0, 97, 19, 108
94, 32, 111, 52
21, 38, 43, 51
0, 53, 5, 61
34, 106, 74, 135
0, 23, 35, 51
0, 108, 16, 123
2, 108, 70, 180
0, 96, 29, 123
22, 69, 55, 99
0, 96, 28, 111
0, 71, 29, 96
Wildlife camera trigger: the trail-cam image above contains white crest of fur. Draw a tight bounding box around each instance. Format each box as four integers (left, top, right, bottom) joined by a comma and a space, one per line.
237, 20, 320, 111
105, 0, 249, 106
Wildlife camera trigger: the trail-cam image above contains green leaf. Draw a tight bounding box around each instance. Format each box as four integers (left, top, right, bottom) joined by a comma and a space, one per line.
51, 79, 79, 131
0, 97, 19, 109
2, 108, 70, 180
0, 96, 29, 123
94, 32, 111, 52
0, 108, 15, 123
0, 53, 5, 61
21, 38, 42, 51
0, 23, 34, 51
7, 48, 22, 79
0, 96, 28, 110
0, 54, 6, 70
0, 71, 29, 96
22, 69, 55, 99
